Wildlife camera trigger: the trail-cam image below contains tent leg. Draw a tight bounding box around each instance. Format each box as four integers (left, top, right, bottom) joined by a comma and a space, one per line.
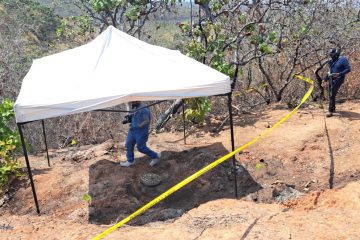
227, 93, 238, 198
17, 123, 40, 214
41, 120, 50, 167
182, 100, 186, 145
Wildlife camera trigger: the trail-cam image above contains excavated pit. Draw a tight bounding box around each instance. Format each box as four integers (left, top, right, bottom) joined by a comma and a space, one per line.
88, 142, 262, 225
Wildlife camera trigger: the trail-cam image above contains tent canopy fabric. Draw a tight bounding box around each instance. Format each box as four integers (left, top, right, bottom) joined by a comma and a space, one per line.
14, 26, 231, 123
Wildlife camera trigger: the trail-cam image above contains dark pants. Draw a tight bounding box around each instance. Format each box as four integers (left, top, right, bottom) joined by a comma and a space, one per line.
328, 79, 344, 113
125, 129, 158, 162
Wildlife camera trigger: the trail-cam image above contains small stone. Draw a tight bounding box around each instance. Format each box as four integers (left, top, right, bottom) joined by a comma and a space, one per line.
159, 208, 184, 221
195, 133, 203, 138
62, 169, 71, 176
140, 173, 162, 187
273, 185, 304, 202
68, 208, 87, 222
72, 152, 84, 161
236, 165, 245, 174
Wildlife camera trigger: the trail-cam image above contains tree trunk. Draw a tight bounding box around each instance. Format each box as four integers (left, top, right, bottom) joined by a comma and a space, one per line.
155, 99, 184, 132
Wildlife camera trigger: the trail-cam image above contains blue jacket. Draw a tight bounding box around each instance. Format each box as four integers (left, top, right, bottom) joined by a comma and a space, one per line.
329, 56, 351, 83
130, 105, 150, 132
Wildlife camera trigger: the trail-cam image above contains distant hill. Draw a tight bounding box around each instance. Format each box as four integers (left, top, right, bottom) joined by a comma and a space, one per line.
0, 0, 60, 100
35, 0, 195, 22
35, 0, 82, 16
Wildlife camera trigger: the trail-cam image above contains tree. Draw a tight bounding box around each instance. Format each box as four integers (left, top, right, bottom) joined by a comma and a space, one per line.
180, 0, 360, 109
0, 0, 59, 100
74, 0, 177, 36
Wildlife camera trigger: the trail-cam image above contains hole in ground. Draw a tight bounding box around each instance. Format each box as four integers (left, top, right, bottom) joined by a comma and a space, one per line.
88, 142, 262, 225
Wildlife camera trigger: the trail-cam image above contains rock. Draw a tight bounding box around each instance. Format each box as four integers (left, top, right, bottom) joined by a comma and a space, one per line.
94, 150, 107, 157
71, 152, 85, 161
62, 140, 114, 162
245, 192, 259, 202
272, 180, 284, 185
159, 208, 184, 221
67, 208, 87, 223
62, 169, 71, 177
63, 151, 84, 162
273, 185, 304, 202
236, 165, 245, 174
92, 139, 114, 155
304, 180, 315, 189
0, 194, 9, 207
0, 223, 13, 230
84, 150, 95, 160
0, 196, 5, 207
140, 173, 162, 187
195, 132, 203, 138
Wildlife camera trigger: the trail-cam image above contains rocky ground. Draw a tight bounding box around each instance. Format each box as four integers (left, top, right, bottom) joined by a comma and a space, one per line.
1, 100, 360, 240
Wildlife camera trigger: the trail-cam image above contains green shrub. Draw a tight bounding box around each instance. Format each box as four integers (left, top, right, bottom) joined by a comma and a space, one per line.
0, 99, 21, 188
184, 97, 211, 124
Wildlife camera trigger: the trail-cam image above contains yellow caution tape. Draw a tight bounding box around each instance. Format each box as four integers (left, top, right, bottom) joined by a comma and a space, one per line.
93, 75, 313, 240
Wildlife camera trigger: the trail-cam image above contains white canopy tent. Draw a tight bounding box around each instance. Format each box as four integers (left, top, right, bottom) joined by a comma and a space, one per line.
14, 26, 238, 214
14, 25, 230, 123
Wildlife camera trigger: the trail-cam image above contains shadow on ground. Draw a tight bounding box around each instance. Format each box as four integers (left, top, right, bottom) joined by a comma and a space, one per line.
338, 111, 360, 121
88, 142, 261, 225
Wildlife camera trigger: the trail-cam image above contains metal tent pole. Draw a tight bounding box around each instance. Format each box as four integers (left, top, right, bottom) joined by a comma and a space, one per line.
41, 120, 50, 167
17, 123, 40, 214
190, 0, 193, 35
182, 100, 186, 145
227, 93, 238, 198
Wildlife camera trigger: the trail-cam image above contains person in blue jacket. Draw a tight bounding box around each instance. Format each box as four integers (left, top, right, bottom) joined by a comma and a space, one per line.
323, 48, 351, 117
120, 101, 161, 167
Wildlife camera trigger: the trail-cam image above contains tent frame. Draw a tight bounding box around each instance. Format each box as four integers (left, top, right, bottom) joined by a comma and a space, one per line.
17, 95, 237, 214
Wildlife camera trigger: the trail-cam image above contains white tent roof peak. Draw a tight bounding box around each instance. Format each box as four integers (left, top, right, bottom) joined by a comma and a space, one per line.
14, 25, 231, 123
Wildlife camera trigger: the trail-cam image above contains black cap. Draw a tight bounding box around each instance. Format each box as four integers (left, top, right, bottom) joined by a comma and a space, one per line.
329, 48, 340, 60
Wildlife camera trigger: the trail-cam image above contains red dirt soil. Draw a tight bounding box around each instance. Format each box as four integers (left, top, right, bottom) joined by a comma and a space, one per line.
1, 100, 360, 239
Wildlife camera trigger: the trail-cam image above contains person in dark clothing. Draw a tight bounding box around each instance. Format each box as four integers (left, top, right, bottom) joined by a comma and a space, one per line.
323, 48, 351, 117
120, 101, 161, 167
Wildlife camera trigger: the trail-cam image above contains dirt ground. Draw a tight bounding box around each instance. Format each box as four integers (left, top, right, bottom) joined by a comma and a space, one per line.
1, 100, 360, 239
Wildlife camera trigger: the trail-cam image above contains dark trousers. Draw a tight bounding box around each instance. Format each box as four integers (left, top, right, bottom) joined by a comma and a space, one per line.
125, 129, 158, 162
328, 79, 344, 112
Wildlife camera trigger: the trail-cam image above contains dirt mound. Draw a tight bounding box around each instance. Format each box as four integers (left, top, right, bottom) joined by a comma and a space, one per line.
1, 100, 360, 239
1, 182, 359, 239
284, 181, 360, 211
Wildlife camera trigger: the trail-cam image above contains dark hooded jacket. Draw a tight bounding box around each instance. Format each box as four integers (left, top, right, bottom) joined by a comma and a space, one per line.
328, 56, 351, 83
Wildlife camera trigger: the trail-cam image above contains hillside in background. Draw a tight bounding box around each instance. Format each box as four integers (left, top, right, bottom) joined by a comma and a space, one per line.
34, 0, 192, 48
35, 0, 193, 20
0, 0, 60, 100
35, 0, 82, 16
2, 0, 359, 153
